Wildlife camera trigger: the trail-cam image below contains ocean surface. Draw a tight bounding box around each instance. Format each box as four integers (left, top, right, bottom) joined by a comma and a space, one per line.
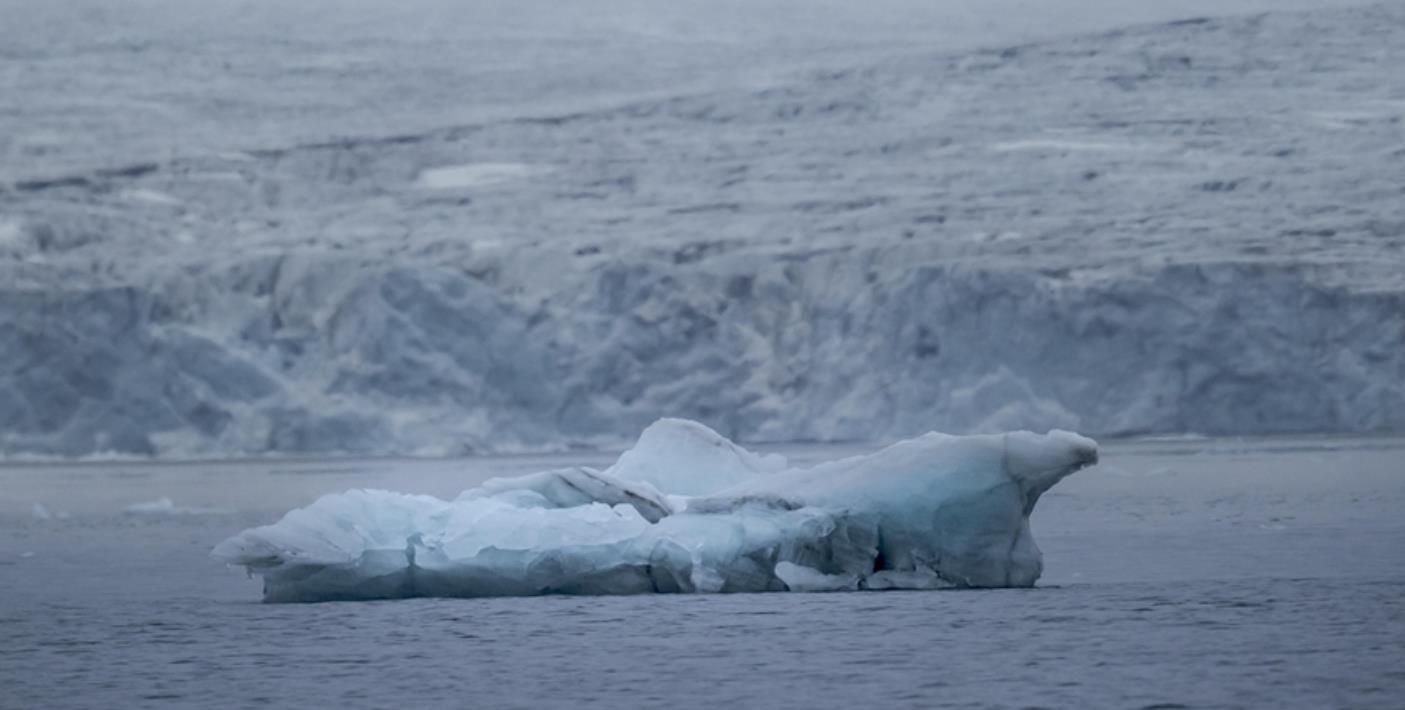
2, 436, 1403, 709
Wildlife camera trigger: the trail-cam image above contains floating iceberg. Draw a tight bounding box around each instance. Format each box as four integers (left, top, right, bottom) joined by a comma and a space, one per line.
213, 419, 1098, 602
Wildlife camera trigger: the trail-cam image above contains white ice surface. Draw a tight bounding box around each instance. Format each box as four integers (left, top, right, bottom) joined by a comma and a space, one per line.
212, 419, 1098, 601
416, 164, 540, 190
602, 418, 788, 497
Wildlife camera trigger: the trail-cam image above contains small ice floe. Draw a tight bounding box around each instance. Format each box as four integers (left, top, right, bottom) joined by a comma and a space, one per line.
416, 163, 539, 189
30, 503, 70, 521
124, 497, 229, 516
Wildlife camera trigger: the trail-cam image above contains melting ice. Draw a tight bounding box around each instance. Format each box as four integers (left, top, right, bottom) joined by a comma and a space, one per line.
213, 419, 1097, 602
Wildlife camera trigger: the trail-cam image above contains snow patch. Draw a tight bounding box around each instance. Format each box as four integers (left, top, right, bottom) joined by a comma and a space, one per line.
990, 139, 1145, 152
416, 163, 540, 189
121, 189, 182, 206
0, 219, 22, 246
1308, 109, 1388, 129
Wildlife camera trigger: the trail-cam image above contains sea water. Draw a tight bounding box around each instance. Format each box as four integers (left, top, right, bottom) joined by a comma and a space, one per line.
2, 437, 1402, 709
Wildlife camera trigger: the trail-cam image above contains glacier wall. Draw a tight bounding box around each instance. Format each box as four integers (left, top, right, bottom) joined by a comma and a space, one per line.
3, 252, 1400, 457
3, 4, 1404, 457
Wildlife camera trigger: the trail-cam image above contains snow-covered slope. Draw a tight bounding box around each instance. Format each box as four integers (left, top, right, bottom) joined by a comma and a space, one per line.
213, 419, 1100, 601
2, 4, 1403, 457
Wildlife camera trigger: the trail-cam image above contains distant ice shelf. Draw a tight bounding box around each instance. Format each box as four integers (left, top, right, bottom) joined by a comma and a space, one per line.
213, 419, 1099, 601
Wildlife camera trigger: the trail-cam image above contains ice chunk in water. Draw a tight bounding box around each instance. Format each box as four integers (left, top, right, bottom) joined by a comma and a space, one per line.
125, 497, 229, 516
213, 419, 1097, 601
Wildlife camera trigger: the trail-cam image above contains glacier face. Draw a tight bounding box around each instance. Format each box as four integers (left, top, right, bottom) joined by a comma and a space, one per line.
3, 4, 1404, 457
212, 419, 1099, 601
1, 252, 1398, 457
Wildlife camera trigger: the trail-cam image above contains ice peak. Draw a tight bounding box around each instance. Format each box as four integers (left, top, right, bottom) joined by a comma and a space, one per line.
1003, 430, 1099, 511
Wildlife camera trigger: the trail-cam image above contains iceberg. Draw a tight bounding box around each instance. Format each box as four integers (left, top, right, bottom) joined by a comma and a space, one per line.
213, 419, 1098, 602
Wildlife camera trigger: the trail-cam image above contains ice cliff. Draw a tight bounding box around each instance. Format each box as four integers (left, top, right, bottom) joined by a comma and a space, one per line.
213, 419, 1100, 601
3, 5, 1404, 457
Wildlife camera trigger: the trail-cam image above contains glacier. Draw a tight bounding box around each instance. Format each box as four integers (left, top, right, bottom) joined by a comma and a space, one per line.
3, 3, 1404, 458
213, 419, 1099, 601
